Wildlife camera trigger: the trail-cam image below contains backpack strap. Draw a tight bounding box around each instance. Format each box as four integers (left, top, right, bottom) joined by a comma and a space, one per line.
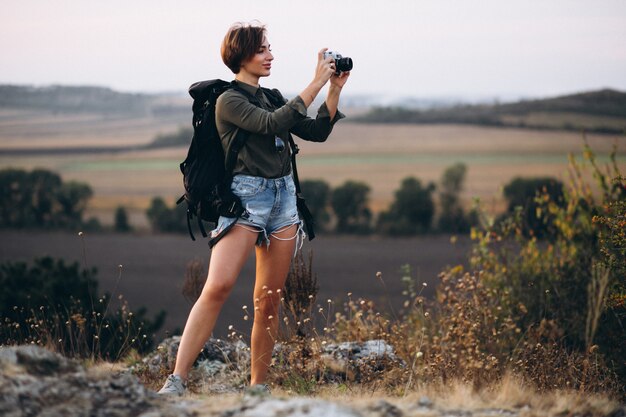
261, 86, 316, 241
287, 134, 316, 240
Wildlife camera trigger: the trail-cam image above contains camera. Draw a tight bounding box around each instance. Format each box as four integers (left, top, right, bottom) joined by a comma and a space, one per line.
323, 51, 353, 75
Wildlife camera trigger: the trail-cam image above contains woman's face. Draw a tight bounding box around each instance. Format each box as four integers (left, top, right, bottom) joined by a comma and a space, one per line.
240, 37, 273, 78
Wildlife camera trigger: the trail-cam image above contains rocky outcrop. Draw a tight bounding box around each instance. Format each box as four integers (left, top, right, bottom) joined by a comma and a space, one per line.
0, 345, 195, 417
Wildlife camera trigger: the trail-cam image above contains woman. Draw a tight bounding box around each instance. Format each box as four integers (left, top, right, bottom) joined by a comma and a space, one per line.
158, 21, 349, 396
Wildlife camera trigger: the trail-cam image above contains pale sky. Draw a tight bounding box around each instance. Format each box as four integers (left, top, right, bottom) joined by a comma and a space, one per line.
1, 0, 626, 100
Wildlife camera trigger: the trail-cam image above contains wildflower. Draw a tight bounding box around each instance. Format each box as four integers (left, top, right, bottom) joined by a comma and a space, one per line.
262, 285, 268, 290
268, 315, 274, 320
416, 351, 423, 359
228, 325, 233, 330
242, 305, 248, 310
78, 231, 83, 236
424, 312, 430, 317
243, 315, 249, 321
347, 292, 352, 296
422, 282, 428, 287
327, 299, 332, 303
376, 271, 382, 279
118, 264, 123, 268
308, 295, 314, 299
267, 290, 273, 295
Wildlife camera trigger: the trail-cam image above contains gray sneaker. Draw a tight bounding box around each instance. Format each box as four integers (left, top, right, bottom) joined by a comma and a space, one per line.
244, 383, 271, 398
157, 374, 186, 396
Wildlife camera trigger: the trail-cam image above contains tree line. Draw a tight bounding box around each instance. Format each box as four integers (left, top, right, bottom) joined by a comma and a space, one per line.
0, 166, 565, 238
146, 163, 565, 238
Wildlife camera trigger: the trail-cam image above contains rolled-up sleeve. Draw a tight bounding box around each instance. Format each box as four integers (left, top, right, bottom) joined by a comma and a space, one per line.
290, 101, 346, 142
216, 91, 307, 135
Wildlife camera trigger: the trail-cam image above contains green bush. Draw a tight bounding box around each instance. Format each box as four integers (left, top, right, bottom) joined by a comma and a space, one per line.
502, 176, 564, 238
469, 142, 625, 386
0, 257, 165, 360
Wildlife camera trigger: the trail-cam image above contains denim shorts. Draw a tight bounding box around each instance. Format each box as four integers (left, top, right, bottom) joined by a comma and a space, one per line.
209, 172, 303, 247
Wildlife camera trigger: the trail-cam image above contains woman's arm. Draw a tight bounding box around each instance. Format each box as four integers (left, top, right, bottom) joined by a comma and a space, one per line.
290, 70, 350, 142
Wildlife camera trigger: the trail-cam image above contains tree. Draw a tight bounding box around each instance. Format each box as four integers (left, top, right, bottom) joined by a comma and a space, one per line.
146, 197, 188, 233
377, 177, 436, 235
114, 206, 132, 232
55, 181, 93, 228
437, 163, 470, 233
331, 181, 372, 234
0, 168, 93, 229
300, 179, 331, 232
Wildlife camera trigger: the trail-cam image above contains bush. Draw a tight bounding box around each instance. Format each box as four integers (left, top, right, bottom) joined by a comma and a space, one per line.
502, 176, 564, 238
469, 142, 625, 387
0, 257, 165, 360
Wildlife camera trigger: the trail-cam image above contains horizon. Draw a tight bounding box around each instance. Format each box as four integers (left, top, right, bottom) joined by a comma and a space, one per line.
1, 1, 625, 100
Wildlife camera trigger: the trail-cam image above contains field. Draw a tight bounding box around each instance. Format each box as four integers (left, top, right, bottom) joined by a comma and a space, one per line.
1, 107, 624, 227
1, 107, 624, 336
0, 230, 471, 338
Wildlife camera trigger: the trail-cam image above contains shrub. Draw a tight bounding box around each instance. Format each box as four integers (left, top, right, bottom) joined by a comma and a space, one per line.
502, 176, 564, 238
0, 256, 165, 360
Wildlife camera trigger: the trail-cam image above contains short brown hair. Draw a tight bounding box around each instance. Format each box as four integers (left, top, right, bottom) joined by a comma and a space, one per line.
221, 22, 267, 74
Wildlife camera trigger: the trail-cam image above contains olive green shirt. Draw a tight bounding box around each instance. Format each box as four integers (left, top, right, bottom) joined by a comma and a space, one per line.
215, 80, 345, 178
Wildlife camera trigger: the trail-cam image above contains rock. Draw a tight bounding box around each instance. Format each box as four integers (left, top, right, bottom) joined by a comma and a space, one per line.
142, 337, 250, 375
223, 397, 363, 417
368, 400, 403, 417
417, 395, 433, 408
320, 340, 404, 382
0, 345, 196, 417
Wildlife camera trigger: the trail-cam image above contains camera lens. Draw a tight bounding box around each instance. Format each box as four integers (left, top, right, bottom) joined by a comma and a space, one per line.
336, 57, 353, 72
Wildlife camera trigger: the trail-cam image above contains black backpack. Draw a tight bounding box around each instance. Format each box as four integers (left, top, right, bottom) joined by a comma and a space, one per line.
176, 79, 316, 244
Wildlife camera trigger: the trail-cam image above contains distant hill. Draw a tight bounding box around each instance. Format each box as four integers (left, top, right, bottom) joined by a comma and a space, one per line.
357, 89, 626, 134
0, 84, 188, 117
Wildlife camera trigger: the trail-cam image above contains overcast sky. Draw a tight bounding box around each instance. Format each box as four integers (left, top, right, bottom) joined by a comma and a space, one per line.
1, 0, 625, 100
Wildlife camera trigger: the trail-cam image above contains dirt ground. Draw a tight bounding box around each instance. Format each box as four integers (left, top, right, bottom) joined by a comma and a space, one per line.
0, 230, 471, 339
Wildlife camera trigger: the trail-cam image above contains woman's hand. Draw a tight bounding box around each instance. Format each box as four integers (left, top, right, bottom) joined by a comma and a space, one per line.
313, 48, 335, 88
330, 70, 350, 89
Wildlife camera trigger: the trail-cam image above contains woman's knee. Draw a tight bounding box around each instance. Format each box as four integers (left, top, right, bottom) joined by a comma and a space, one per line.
253, 295, 280, 323
199, 280, 235, 304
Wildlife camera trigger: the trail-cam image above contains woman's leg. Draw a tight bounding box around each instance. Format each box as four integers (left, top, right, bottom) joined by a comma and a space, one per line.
172, 226, 258, 380
250, 224, 298, 385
